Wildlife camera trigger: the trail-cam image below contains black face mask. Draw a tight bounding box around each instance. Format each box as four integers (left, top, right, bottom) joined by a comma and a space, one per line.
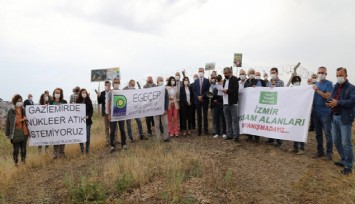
224, 75, 229, 79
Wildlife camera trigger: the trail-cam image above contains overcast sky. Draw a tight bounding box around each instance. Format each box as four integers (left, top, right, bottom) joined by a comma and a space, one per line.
1, 0, 354, 102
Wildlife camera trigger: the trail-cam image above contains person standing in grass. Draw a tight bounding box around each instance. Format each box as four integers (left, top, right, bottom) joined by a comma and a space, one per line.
108, 78, 127, 152
288, 76, 306, 155
180, 76, 193, 136
37, 93, 50, 154
50, 88, 67, 159
166, 76, 180, 137
5, 94, 29, 166
97, 80, 112, 146
153, 76, 170, 142
76, 88, 93, 154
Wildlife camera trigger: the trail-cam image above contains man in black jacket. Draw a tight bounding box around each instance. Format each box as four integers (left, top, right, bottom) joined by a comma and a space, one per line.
222, 67, 240, 141
23, 94, 34, 107
97, 80, 111, 145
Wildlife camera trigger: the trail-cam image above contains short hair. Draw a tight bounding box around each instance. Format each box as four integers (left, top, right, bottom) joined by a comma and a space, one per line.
337, 67, 347, 76
318, 66, 327, 71
73, 86, 80, 93
248, 68, 255, 74
223, 67, 232, 73
12, 94, 22, 105
104, 80, 111, 85
157, 76, 163, 82
129, 79, 135, 84
270, 67, 278, 73
291, 76, 302, 84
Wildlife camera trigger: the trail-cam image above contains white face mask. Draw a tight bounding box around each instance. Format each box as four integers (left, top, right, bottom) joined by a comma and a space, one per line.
184, 81, 189, 85
293, 82, 300, 86
240, 74, 246, 80
312, 79, 317, 84
256, 76, 261, 80
270, 74, 277, 80
337, 77, 345, 84
54, 94, 61, 99
198, 72, 204, 78
44, 96, 49, 101
249, 74, 255, 79
211, 79, 216, 83
317, 74, 326, 81
114, 84, 120, 90
175, 76, 180, 81
82, 93, 87, 98
158, 81, 164, 86
171, 81, 176, 85
16, 102, 23, 107
29, 97, 33, 101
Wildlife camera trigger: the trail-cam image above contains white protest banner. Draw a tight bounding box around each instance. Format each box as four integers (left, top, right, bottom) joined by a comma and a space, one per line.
26, 104, 87, 146
238, 86, 314, 142
111, 86, 165, 121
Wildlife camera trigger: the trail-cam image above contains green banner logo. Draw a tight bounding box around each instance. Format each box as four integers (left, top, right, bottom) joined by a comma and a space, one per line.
259, 91, 278, 105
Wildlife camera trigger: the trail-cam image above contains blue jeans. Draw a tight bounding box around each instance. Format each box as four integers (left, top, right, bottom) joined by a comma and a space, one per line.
223, 104, 239, 139
126, 118, 143, 140
80, 125, 91, 153
332, 115, 354, 169
313, 111, 333, 155
213, 104, 226, 135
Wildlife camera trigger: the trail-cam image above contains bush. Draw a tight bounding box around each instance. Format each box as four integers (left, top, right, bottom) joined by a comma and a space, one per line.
66, 177, 105, 203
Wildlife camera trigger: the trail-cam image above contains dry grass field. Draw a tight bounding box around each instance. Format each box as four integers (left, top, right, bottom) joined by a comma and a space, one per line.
0, 112, 355, 204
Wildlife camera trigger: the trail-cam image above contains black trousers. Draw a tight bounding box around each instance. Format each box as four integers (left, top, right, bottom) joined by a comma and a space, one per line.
196, 101, 209, 133
145, 116, 154, 134
110, 121, 126, 147
181, 103, 193, 130
12, 137, 27, 163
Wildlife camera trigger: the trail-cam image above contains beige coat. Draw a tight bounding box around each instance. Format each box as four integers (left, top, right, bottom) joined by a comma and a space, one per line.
166, 86, 180, 109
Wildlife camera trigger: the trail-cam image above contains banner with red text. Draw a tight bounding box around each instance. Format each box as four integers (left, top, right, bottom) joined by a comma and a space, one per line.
238, 86, 314, 142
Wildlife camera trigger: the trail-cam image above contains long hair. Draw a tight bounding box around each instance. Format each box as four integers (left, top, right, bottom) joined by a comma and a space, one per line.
39, 93, 48, 105
53, 88, 64, 102
167, 76, 176, 87
76, 88, 91, 103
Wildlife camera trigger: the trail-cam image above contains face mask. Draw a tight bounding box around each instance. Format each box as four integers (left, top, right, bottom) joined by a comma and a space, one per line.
82, 93, 87, 98
184, 81, 189, 85
317, 74, 325, 81
249, 74, 255, 79
175, 76, 180, 81
198, 72, 204, 78
114, 84, 120, 89
211, 79, 216, 83
29, 97, 33, 101
270, 74, 277, 80
158, 81, 164, 86
224, 75, 230, 80
312, 79, 317, 84
55, 94, 61, 99
337, 77, 345, 84
256, 76, 261, 80
16, 102, 23, 107
293, 82, 300, 86
171, 81, 176, 85
240, 74, 246, 80
193, 77, 198, 81
44, 96, 49, 101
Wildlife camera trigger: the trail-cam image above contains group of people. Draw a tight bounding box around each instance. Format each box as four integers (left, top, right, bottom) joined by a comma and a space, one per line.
5, 86, 93, 164
4, 66, 354, 175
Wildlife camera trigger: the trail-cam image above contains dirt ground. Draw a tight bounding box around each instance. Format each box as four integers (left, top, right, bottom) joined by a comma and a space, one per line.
1, 128, 355, 204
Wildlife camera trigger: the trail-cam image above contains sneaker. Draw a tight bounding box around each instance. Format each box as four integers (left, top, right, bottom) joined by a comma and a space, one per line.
213, 134, 219, 139
340, 168, 352, 175
334, 161, 345, 167
288, 148, 298, 153
323, 154, 332, 161
222, 134, 227, 139
312, 152, 324, 158
110, 147, 116, 153
297, 150, 305, 155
